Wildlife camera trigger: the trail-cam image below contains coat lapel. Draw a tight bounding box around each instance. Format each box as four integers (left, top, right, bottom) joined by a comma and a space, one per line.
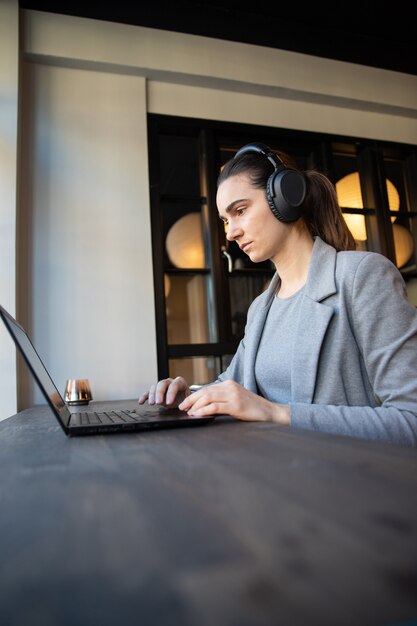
291, 238, 337, 403
291, 297, 334, 402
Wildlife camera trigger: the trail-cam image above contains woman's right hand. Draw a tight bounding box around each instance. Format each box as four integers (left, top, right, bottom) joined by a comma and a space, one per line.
138, 376, 191, 408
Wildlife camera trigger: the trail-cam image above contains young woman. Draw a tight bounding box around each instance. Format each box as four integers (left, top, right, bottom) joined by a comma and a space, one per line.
139, 143, 417, 446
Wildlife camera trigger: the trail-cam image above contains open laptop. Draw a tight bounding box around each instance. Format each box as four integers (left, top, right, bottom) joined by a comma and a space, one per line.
0, 304, 215, 436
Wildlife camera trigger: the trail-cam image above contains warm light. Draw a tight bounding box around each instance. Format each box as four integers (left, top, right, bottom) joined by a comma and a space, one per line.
164, 274, 171, 297
336, 172, 400, 241
166, 212, 205, 269
393, 224, 414, 268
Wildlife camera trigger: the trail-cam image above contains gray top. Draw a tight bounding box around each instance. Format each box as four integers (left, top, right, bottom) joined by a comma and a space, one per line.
218, 237, 417, 446
255, 289, 304, 404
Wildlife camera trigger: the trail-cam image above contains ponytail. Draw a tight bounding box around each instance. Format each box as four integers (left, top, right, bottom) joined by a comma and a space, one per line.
302, 171, 356, 252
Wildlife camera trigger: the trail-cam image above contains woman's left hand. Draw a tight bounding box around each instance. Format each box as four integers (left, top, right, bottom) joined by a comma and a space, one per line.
178, 379, 290, 425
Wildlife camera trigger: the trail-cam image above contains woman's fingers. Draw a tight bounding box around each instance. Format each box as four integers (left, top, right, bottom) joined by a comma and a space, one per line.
139, 377, 190, 407
138, 391, 149, 405
179, 383, 227, 414
155, 379, 173, 404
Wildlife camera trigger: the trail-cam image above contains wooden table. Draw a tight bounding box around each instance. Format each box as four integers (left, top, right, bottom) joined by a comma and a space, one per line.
0, 401, 416, 626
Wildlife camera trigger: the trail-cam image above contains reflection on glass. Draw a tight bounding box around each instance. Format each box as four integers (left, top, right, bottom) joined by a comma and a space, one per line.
221, 354, 234, 371
229, 274, 271, 339
165, 212, 206, 269
166, 274, 210, 344
158, 135, 200, 196
169, 356, 221, 386
405, 278, 417, 306
336, 172, 401, 253
393, 224, 414, 268
336, 172, 400, 243
335, 170, 416, 267
169, 355, 235, 386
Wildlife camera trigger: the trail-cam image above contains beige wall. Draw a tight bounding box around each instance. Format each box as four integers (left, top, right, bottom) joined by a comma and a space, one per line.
18, 63, 155, 408
0, 0, 18, 419
1, 2, 417, 417
23, 9, 417, 143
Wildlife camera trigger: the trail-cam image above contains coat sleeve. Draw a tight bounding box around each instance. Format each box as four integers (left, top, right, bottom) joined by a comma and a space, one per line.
290, 253, 417, 446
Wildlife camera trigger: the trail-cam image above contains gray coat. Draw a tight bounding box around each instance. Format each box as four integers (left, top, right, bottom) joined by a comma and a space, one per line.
218, 237, 417, 446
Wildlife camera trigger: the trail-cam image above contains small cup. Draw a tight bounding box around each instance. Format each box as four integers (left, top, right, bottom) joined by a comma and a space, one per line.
64, 379, 93, 406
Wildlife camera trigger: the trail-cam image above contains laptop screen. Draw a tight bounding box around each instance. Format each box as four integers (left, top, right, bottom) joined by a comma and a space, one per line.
0, 306, 71, 430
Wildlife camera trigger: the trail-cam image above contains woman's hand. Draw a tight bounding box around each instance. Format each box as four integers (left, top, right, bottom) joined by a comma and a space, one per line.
178, 380, 290, 425
138, 376, 191, 408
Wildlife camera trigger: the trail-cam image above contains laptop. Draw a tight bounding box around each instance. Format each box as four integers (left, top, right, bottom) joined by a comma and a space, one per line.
0, 304, 215, 436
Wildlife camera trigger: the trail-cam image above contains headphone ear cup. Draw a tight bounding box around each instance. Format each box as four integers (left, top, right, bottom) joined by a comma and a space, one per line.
265, 179, 281, 219
267, 169, 306, 223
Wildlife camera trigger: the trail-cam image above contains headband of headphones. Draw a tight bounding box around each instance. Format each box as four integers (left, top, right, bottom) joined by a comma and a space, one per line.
235, 142, 285, 170
234, 142, 306, 223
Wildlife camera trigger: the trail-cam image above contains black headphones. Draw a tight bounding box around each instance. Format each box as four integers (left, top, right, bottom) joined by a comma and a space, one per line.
234, 142, 306, 223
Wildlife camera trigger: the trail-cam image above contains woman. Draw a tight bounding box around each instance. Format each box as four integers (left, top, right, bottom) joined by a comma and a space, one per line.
139, 142, 417, 446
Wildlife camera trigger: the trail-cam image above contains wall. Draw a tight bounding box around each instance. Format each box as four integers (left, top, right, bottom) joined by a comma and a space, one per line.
0, 0, 18, 419
1, 3, 417, 417
17, 63, 155, 408
22, 9, 417, 144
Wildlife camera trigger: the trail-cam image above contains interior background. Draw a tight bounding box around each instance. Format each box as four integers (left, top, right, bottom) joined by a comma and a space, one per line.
1, 0, 416, 418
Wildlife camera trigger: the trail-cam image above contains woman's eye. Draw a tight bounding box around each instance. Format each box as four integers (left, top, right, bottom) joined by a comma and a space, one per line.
236, 207, 245, 216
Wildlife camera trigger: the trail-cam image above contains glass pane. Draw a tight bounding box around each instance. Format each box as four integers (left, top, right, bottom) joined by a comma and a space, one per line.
405, 277, 417, 306
384, 158, 408, 214
384, 158, 416, 272
169, 356, 223, 386
333, 153, 370, 248
221, 354, 235, 371
228, 273, 272, 340
165, 274, 211, 344
393, 218, 415, 270
158, 135, 200, 196
164, 207, 208, 270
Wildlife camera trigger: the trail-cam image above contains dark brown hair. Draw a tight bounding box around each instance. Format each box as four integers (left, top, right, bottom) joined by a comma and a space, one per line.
218, 149, 356, 252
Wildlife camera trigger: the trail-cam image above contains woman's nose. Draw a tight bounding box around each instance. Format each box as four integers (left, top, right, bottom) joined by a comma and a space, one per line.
226, 222, 241, 241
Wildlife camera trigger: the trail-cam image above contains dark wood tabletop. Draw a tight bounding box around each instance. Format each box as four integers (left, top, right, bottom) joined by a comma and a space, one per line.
0, 400, 416, 626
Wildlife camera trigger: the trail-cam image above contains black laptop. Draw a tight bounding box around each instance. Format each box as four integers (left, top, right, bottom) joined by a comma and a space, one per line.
0, 304, 215, 436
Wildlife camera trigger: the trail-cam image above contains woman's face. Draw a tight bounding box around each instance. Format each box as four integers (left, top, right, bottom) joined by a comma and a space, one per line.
216, 173, 290, 265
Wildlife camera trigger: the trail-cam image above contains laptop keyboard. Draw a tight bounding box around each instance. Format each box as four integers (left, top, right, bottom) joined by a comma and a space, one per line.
75, 410, 164, 426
